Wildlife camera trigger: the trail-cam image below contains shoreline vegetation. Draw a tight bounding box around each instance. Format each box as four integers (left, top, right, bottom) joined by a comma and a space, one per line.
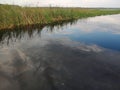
0, 4, 120, 30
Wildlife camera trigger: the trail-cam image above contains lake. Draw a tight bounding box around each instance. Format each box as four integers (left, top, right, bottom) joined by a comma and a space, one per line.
0, 14, 120, 90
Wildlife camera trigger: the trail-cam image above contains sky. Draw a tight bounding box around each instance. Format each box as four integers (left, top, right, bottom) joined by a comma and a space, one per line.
0, 0, 120, 8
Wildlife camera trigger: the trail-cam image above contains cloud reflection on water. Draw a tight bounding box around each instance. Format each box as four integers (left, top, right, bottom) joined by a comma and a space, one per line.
0, 14, 120, 90
0, 36, 120, 90
70, 14, 120, 34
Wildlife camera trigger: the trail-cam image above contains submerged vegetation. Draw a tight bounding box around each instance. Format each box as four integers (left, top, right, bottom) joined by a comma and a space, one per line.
0, 4, 120, 30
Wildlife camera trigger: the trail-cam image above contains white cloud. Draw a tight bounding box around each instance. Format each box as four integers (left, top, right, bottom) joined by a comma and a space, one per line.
0, 0, 120, 7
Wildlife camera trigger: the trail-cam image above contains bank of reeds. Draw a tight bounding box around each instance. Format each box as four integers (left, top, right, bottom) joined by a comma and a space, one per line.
0, 4, 120, 30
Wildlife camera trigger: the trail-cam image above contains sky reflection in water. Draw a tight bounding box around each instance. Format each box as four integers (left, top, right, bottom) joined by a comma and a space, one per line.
49, 14, 120, 51
0, 14, 120, 90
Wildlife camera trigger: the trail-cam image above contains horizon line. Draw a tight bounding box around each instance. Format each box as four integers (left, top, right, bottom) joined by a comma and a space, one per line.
0, 3, 120, 9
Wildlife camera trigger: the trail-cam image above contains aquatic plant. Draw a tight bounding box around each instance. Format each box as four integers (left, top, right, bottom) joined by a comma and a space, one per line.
0, 4, 120, 30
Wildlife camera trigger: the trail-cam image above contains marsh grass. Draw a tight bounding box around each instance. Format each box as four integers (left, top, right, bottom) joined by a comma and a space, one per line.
0, 4, 120, 30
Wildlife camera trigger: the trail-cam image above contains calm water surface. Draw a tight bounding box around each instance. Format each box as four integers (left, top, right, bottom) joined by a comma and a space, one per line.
0, 14, 120, 90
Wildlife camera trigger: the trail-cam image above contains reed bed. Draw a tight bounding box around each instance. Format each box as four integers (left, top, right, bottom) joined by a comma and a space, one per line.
0, 4, 120, 30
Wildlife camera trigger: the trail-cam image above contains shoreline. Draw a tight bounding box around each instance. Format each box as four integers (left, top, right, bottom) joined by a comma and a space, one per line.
0, 4, 120, 30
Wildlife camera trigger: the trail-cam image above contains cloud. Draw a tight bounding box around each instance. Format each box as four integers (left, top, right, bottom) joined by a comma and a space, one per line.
0, 0, 120, 7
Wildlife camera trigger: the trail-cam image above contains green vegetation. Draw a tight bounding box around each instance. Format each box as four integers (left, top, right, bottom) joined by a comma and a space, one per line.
0, 4, 120, 30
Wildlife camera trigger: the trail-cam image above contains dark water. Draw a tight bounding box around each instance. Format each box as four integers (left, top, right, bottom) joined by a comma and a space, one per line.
0, 14, 120, 90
